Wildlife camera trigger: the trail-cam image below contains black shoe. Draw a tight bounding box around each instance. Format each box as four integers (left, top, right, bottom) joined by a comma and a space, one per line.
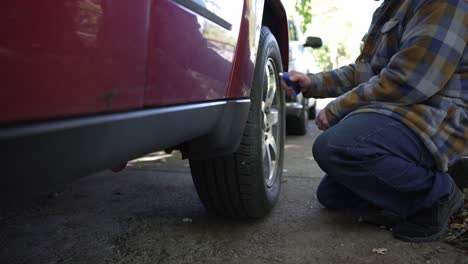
358, 210, 402, 230
393, 181, 464, 242
448, 156, 468, 189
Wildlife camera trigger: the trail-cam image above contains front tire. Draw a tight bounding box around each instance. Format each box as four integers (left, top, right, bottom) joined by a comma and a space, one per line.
189, 27, 285, 218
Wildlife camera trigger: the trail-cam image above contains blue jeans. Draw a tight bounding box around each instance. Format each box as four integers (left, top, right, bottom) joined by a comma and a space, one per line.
313, 113, 452, 217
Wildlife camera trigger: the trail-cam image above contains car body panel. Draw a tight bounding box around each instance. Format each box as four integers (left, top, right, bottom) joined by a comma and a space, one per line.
226, 0, 262, 98
0, 0, 150, 123
0, 0, 290, 193
227, 0, 289, 99
0, 0, 290, 122
144, 0, 243, 106
0, 99, 250, 195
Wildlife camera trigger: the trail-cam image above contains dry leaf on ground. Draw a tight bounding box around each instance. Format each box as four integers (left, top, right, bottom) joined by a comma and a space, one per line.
372, 248, 388, 255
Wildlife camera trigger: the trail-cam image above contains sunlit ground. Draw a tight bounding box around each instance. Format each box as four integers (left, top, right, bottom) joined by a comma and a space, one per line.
129, 151, 174, 164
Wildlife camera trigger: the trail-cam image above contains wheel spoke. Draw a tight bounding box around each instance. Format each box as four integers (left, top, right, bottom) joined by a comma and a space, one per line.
265, 80, 276, 108
263, 60, 277, 109
267, 109, 279, 127
267, 132, 278, 162
264, 143, 272, 179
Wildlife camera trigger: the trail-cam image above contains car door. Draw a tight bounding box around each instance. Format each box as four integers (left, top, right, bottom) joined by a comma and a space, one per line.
145, 0, 244, 106
0, 0, 149, 123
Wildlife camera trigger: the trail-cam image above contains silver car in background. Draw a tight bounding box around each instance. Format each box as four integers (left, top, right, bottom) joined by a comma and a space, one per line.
286, 19, 322, 135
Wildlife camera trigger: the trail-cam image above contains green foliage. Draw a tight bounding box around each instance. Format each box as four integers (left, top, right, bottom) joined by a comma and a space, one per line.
292, 0, 374, 71
337, 42, 354, 66
294, 0, 312, 33
311, 44, 333, 71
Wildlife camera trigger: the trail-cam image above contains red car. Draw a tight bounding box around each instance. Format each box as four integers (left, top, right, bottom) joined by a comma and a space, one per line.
0, 0, 290, 218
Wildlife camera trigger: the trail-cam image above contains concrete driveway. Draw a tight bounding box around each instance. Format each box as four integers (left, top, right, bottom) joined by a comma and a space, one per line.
1, 122, 466, 264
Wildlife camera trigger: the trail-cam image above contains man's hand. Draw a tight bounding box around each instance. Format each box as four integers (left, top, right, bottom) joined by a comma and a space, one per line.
315, 109, 330, 130
280, 71, 312, 96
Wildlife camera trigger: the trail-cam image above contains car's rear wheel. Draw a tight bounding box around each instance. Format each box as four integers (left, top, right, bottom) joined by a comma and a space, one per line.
308, 100, 316, 120
189, 27, 285, 218
286, 101, 308, 135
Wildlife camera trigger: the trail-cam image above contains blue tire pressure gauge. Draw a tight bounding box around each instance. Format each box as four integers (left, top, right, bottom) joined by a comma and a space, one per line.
280, 72, 301, 95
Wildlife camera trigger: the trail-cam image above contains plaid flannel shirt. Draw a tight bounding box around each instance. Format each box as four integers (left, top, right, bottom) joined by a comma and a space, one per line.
305, 0, 467, 171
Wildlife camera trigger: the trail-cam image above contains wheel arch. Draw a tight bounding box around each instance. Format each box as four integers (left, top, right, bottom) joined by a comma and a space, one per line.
225, 0, 288, 99
262, 0, 289, 72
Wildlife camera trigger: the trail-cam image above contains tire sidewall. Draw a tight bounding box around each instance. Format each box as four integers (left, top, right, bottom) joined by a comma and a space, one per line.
246, 27, 285, 214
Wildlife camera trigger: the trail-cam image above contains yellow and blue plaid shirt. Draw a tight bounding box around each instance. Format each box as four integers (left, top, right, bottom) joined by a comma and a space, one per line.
306, 0, 467, 171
